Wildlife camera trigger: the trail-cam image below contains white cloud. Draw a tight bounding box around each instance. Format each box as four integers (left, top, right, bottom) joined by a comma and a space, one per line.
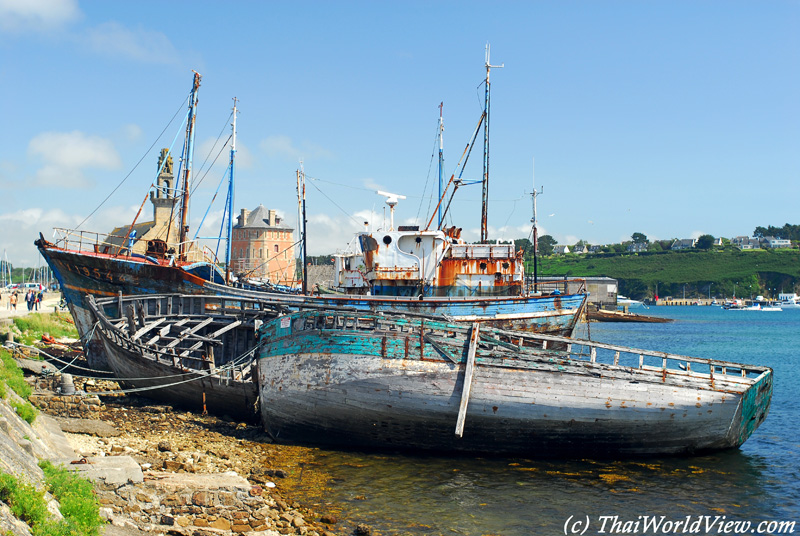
0, 207, 84, 266
0, 0, 80, 32
83, 21, 179, 64
259, 135, 333, 162
28, 130, 122, 188
120, 124, 143, 143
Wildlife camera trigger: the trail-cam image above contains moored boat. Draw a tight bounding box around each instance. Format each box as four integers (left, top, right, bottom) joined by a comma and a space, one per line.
256, 309, 772, 457
84, 293, 273, 421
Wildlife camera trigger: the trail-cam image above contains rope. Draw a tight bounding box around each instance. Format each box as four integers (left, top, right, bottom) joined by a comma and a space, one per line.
74, 96, 188, 231
9, 340, 259, 396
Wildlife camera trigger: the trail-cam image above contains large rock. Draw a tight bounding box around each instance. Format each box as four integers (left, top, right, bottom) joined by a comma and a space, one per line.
70, 456, 144, 487
0, 393, 76, 483
54, 416, 120, 437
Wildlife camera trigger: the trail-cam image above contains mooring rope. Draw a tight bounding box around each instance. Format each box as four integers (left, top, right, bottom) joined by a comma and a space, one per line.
7, 341, 259, 396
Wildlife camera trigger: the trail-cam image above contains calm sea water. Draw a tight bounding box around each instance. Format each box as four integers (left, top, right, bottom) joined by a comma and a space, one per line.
291, 307, 800, 535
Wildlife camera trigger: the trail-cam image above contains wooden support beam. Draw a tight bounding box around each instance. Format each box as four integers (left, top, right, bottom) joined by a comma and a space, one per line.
131, 317, 167, 341
179, 320, 242, 355
455, 322, 480, 438
423, 334, 459, 364
164, 317, 214, 349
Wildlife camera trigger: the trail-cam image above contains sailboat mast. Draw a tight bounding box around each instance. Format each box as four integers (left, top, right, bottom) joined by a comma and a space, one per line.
179, 71, 202, 261
225, 98, 237, 284
438, 102, 444, 229
481, 44, 502, 243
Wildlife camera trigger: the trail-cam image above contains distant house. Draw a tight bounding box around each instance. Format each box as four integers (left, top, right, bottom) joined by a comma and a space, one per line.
553, 245, 571, 255
763, 236, 792, 249
712, 237, 724, 247
732, 236, 760, 250
627, 242, 648, 253
588, 245, 604, 254
670, 238, 697, 250
572, 245, 588, 255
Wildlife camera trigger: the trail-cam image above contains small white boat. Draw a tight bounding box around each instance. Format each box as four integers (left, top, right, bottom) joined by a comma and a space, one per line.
617, 295, 643, 307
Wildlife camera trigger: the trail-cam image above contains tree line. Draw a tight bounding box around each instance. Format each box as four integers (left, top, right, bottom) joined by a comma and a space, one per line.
517, 223, 798, 258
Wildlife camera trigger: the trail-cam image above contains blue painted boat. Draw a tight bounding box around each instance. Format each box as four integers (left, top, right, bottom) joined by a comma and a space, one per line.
257, 309, 773, 457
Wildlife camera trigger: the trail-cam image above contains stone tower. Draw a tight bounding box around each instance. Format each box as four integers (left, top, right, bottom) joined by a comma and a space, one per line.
150, 148, 177, 226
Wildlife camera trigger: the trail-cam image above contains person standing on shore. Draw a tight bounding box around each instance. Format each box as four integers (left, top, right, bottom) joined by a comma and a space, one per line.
25, 289, 34, 311
9, 292, 17, 310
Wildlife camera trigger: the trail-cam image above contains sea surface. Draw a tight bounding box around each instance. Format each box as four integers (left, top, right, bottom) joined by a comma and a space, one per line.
290, 306, 800, 535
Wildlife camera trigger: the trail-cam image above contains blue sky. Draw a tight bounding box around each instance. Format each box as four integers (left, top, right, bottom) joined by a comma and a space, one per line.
1, 0, 798, 267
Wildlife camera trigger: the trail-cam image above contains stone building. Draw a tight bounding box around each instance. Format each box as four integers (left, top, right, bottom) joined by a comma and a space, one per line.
105, 148, 181, 257
231, 205, 296, 285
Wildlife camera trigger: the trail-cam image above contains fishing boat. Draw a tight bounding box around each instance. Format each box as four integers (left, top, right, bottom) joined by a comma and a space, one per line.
36, 64, 587, 370
257, 309, 772, 457
84, 293, 271, 420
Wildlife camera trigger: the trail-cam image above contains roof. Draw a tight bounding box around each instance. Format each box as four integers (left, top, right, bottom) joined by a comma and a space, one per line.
236, 204, 294, 230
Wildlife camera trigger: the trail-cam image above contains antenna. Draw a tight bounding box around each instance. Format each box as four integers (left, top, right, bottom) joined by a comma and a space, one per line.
376, 190, 407, 231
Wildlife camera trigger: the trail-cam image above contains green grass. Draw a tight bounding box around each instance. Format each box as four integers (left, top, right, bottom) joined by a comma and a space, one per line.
0, 347, 38, 423
0, 464, 105, 536
0, 472, 49, 528
534, 248, 800, 299
11, 312, 78, 346
40, 461, 105, 536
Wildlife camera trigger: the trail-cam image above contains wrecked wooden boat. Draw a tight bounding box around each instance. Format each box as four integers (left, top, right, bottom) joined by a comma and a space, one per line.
257, 309, 772, 457
84, 293, 284, 421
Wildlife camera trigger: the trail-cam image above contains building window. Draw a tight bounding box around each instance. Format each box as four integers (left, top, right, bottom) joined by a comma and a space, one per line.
274, 244, 279, 253
259, 248, 263, 258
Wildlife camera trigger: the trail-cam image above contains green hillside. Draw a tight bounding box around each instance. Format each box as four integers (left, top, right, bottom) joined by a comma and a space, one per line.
532, 249, 800, 300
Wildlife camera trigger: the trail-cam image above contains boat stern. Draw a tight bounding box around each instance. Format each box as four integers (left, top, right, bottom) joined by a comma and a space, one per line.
726, 367, 773, 448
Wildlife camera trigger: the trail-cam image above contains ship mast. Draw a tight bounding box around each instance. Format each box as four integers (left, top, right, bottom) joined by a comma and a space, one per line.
437, 102, 444, 229
481, 44, 503, 243
530, 157, 543, 289
297, 164, 308, 294
179, 71, 201, 261
224, 98, 237, 284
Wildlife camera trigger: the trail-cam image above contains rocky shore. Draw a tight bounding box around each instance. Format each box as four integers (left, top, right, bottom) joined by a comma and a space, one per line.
6, 341, 375, 536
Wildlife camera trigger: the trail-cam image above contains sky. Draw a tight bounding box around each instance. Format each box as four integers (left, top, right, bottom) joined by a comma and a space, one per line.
1, 0, 798, 269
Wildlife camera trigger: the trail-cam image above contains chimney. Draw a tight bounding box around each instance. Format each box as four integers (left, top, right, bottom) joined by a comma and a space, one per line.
239, 208, 250, 227
268, 209, 277, 226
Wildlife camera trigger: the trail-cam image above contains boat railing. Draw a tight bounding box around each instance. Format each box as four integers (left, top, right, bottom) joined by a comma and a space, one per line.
50, 227, 215, 264
274, 309, 770, 388
450, 243, 516, 259
527, 277, 587, 296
